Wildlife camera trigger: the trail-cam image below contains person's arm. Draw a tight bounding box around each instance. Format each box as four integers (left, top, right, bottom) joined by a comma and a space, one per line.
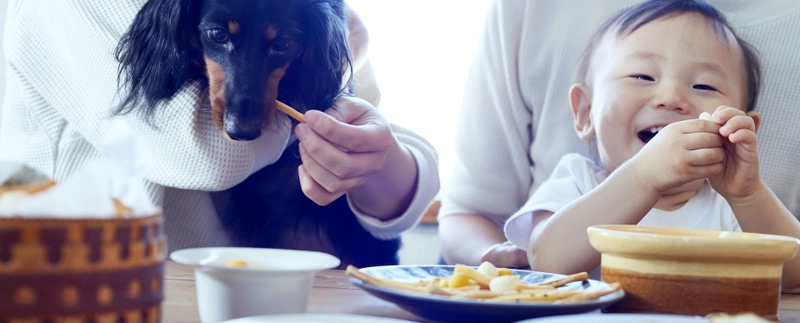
528, 164, 659, 273
530, 119, 727, 274
439, 214, 527, 267
437, 0, 534, 268
293, 97, 439, 234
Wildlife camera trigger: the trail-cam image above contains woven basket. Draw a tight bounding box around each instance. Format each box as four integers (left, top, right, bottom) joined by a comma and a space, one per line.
0, 214, 166, 323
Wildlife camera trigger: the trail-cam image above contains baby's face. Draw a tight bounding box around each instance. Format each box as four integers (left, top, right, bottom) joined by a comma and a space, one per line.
586, 13, 747, 171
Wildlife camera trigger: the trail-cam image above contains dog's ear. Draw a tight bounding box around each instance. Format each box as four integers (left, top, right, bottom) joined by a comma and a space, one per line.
281, 0, 352, 112
114, 0, 203, 121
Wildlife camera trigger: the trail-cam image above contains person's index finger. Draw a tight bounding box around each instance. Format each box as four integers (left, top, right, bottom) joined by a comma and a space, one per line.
305, 110, 391, 153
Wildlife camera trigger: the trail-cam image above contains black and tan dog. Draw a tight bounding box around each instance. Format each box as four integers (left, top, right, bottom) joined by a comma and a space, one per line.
115, 0, 400, 268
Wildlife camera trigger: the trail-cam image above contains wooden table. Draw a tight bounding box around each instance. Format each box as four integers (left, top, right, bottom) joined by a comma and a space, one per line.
163, 261, 800, 322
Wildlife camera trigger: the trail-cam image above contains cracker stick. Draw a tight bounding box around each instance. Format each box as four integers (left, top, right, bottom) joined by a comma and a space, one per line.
454, 264, 493, 288
487, 289, 582, 302
449, 290, 505, 299
535, 272, 589, 288
425, 283, 456, 297
276, 100, 306, 123
345, 265, 426, 293
554, 282, 622, 303
516, 283, 555, 291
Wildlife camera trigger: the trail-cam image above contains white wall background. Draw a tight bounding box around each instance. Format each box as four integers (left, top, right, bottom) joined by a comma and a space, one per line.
346, 0, 492, 190
0, 0, 7, 116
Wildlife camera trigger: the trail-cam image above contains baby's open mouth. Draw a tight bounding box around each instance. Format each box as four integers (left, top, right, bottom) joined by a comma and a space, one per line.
638, 126, 664, 143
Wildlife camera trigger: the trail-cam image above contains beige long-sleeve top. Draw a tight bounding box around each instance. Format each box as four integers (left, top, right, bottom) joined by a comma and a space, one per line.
440, 0, 800, 230
1, 0, 440, 251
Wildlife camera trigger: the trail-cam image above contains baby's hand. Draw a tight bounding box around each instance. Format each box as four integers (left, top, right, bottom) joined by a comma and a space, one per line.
631, 118, 725, 193
704, 106, 760, 200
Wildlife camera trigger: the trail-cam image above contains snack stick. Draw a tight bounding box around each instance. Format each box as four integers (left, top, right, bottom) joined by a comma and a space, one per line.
112, 198, 133, 218
454, 264, 493, 288
345, 265, 426, 293
535, 272, 589, 288
554, 282, 622, 303
516, 282, 555, 290
446, 285, 481, 293
449, 290, 506, 299
425, 283, 456, 296
486, 289, 582, 302
0, 180, 56, 196
276, 101, 306, 123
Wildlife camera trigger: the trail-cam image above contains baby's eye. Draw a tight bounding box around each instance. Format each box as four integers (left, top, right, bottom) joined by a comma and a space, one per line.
631, 74, 654, 81
693, 84, 718, 92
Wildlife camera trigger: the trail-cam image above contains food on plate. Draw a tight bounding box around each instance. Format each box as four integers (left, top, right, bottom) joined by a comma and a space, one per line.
346, 262, 621, 303
227, 260, 249, 268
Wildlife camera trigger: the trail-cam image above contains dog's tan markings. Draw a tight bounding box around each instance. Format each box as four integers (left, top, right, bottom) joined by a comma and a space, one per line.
205, 56, 227, 133
228, 21, 240, 35
264, 61, 293, 127
265, 24, 279, 40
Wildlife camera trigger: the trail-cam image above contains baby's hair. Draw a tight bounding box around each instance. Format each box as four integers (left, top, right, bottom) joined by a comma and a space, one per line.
574, 0, 761, 112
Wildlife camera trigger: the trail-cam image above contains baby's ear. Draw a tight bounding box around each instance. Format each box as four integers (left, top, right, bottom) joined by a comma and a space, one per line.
569, 83, 595, 140
746, 111, 761, 133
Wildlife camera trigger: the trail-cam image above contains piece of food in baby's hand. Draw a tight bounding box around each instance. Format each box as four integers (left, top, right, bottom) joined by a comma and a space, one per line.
699, 112, 713, 120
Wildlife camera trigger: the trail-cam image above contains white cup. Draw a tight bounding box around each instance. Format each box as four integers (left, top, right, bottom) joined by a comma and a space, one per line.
171, 247, 341, 323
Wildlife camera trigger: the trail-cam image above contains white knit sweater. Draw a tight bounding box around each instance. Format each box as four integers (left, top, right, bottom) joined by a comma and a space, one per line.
0, 0, 440, 251
440, 0, 800, 228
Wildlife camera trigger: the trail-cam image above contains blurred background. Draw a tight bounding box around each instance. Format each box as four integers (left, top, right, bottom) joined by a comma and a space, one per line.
345, 0, 491, 264
0, 0, 493, 265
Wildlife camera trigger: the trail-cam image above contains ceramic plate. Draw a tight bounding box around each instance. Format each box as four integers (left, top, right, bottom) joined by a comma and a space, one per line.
515, 313, 708, 322
221, 313, 417, 323
348, 265, 625, 323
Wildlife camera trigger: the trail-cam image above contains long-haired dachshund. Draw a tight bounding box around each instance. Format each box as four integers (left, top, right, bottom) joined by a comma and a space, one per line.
115, 0, 400, 268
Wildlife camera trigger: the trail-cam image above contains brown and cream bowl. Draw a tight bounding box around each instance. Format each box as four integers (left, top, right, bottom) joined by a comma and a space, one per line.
587, 225, 800, 321
0, 214, 167, 323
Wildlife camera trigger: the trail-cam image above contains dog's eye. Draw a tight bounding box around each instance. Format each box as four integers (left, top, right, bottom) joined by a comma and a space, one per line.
271, 38, 290, 52
207, 28, 230, 44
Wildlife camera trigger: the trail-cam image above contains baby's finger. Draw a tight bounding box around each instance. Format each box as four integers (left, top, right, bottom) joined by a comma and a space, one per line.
679, 118, 721, 134
710, 106, 745, 125
728, 128, 758, 148
686, 147, 726, 166
298, 164, 347, 206
684, 132, 724, 150
719, 115, 756, 137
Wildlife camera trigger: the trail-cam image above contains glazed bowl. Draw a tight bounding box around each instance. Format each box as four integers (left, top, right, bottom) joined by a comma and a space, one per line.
587, 225, 800, 321
170, 247, 340, 323
0, 214, 166, 323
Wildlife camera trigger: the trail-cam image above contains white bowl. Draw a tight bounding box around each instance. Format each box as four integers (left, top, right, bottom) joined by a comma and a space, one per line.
170, 247, 341, 323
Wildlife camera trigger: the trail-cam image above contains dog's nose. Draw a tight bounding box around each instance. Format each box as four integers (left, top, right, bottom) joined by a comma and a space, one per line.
225, 96, 265, 141
225, 118, 262, 141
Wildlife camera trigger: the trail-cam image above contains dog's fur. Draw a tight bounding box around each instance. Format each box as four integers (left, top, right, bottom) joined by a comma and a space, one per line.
115, 0, 400, 268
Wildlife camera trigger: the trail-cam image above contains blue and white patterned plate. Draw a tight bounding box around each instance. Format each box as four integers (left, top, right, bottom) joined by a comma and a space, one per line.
348, 265, 625, 323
